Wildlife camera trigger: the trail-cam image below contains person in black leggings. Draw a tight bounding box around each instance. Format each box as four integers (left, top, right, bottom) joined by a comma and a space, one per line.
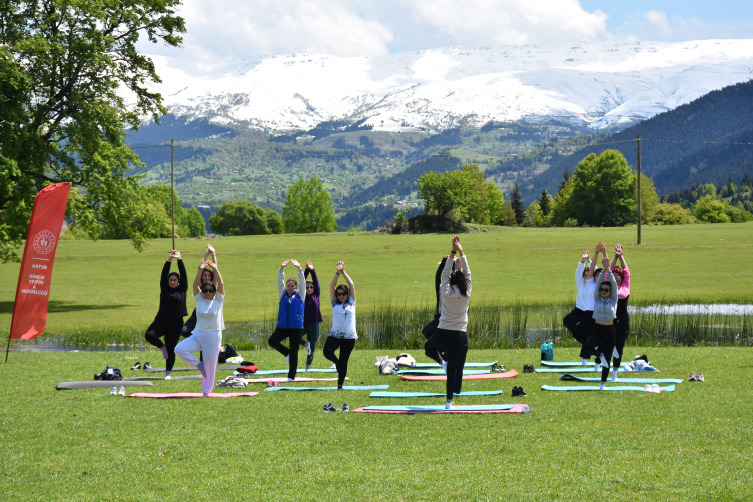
610, 244, 631, 381
322, 261, 357, 389
145, 250, 188, 379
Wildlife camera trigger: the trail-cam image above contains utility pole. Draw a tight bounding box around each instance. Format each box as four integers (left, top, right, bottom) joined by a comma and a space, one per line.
637, 134, 642, 245
171, 138, 175, 250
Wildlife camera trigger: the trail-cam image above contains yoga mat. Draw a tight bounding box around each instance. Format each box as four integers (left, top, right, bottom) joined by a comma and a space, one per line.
369, 390, 504, 398
411, 361, 498, 368
264, 385, 389, 392
394, 369, 490, 375
353, 403, 531, 414
233, 368, 337, 376
241, 377, 348, 383
541, 360, 649, 367
559, 374, 683, 384
123, 376, 202, 381
145, 365, 238, 374
56, 381, 154, 390
535, 367, 658, 373
127, 392, 259, 398
541, 384, 675, 392
399, 369, 519, 381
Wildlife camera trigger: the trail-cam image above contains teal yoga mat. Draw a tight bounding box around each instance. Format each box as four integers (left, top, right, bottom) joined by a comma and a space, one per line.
559, 373, 682, 384
369, 390, 504, 398
234, 368, 337, 376
535, 367, 657, 373
542, 384, 675, 392
541, 360, 649, 367
264, 385, 389, 392
394, 369, 490, 376
411, 361, 498, 368
362, 404, 515, 412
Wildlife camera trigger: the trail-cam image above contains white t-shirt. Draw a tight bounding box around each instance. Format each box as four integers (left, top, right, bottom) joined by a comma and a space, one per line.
329, 297, 357, 339
193, 291, 225, 332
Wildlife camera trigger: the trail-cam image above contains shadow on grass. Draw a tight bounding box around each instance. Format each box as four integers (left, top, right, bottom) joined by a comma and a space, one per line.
0, 301, 131, 314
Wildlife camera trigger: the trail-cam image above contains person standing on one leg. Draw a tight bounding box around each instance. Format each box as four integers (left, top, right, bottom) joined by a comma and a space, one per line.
424, 236, 472, 409
322, 262, 357, 390
174, 259, 225, 396
610, 244, 631, 382
301, 261, 323, 371
144, 250, 188, 380
180, 244, 217, 367
267, 259, 306, 381
562, 249, 591, 351
582, 253, 618, 390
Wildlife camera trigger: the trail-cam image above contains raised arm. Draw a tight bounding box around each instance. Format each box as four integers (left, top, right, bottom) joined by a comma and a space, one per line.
615, 244, 627, 269
330, 261, 344, 301
341, 266, 355, 301
161, 254, 172, 291
193, 260, 206, 295
176, 252, 188, 291
306, 261, 321, 297
576, 250, 588, 284
453, 235, 471, 294
440, 254, 453, 298
290, 260, 306, 299
278, 259, 289, 298
588, 243, 601, 279
205, 244, 217, 267
435, 257, 448, 312
205, 260, 224, 295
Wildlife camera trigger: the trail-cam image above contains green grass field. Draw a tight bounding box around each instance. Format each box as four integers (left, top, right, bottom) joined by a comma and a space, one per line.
1, 347, 750, 501
1, 223, 752, 336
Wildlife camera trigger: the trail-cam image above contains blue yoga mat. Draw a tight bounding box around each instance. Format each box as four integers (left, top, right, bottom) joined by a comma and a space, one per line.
535, 367, 658, 373
541, 360, 649, 367
411, 361, 498, 368
264, 385, 389, 392
363, 404, 515, 412
559, 373, 682, 384
369, 390, 504, 398
394, 369, 490, 376
542, 384, 675, 392
234, 368, 337, 376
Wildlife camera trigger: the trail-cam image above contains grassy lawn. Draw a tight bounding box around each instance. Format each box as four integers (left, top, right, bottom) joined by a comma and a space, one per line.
1, 223, 751, 336
0, 347, 750, 501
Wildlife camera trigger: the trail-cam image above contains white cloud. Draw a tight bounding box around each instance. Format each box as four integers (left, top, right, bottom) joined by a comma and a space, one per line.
645, 10, 672, 37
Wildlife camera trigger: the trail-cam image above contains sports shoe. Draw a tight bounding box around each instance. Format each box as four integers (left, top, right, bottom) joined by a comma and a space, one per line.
444, 402, 454, 410
118, 386, 126, 397
164, 375, 172, 380
94, 373, 101, 381
130, 362, 141, 370
143, 362, 152, 370
511, 386, 519, 397
651, 384, 661, 393
697, 373, 705, 382
644, 384, 652, 393
517, 387, 528, 397
323, 403, 338, 413
342, 403, 350, 412
689, 372, 696, 381
330, 363, 337, 369
109, 386, 117, 396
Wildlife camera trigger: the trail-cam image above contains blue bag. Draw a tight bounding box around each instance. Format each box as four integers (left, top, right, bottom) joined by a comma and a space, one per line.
540, 340, 554, 361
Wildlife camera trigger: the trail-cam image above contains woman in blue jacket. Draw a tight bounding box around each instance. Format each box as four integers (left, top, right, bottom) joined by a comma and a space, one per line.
267, 259, 306, 381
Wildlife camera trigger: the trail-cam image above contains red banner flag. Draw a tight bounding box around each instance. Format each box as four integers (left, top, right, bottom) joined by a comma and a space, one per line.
10, 183, 72, 339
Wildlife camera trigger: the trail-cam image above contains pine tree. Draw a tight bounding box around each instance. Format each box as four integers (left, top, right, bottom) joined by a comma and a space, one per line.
539, 189, 551, 216
557, 167, 571, 194
510, 184, 525, 225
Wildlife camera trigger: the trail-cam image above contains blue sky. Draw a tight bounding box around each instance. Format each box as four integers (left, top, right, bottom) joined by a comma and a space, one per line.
138, 1, 753, 61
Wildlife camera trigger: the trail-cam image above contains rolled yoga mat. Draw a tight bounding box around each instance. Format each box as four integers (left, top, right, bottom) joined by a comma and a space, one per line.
264, 385, 389, 392
233, 368, 337, 376
535, 367, 657, 373
410, 361, 498, 368
541, 360, 649, 367
241, 377, 348, 383
394, 369, 490, 376
399, 369, 519, 381
145, 365, 238, 374
57, 381, 154, 390
127, 392, 259, 398
353, 403, 531, 414
369, 390, 504, 398
559, 373, 682, 384
541, 384, 675, 392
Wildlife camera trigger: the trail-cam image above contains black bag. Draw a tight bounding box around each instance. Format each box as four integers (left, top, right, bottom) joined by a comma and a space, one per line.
422, 313, 441, 340
217, 343, 238, 363
96, 366, 122, 381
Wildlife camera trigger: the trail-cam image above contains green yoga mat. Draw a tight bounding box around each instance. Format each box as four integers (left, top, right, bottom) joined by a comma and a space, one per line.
559, 373, 682, 384
411, 361, 498, 368
541, 360, 649, 367
535, 367, 657, 373
362, 404, 515, 412
264, 385, 389, 392
394, 369, 490, 376
369, 390, 504, 398
542, 384, 675, 392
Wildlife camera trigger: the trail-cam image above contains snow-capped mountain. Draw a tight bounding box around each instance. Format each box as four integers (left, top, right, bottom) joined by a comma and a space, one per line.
141, 40, 753, 133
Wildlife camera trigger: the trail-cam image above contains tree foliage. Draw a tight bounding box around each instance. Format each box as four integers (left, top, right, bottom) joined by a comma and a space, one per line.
509, 184, 525, 226
209, 201, 282, 236
417, 164, 504, 224
0, 0, 185, 261
282, 176, 336, 233
145, 185, 206, 238
648, 203, 693, 225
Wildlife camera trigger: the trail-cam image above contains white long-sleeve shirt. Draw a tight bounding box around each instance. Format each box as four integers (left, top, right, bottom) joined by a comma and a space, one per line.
438, 255, 472, 332
575, 260, 595, 311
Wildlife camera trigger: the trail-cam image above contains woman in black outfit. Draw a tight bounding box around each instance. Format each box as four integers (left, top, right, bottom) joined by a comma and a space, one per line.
145, 250, 188, 379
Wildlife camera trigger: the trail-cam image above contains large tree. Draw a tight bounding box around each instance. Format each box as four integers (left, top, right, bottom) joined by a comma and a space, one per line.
0, 1, 185, 261
509, 184, 525, 226
282, 176, 336, 233
417, 164, 502, 224
209, 201, 282, 236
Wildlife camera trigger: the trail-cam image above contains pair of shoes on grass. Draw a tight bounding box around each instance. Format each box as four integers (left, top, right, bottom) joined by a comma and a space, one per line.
689, 372, 705, 382
511, 386, 527, 397
644, 384, 661, 393
491, 364, 506, 373
522, 365, 535, 373
266, 380, 279, 387
108, 386, 126, 397
323, 402, 349, 413
130, 362, 152, 371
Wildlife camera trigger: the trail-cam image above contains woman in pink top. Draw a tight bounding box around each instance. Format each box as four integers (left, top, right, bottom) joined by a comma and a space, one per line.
609, 244, 630, 381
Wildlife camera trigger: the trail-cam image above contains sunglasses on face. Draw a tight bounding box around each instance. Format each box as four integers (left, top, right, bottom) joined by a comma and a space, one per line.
336, 292, 348, 296
306, 286, 314, 289
202, 289, 216, 294
599, 288, 611, 293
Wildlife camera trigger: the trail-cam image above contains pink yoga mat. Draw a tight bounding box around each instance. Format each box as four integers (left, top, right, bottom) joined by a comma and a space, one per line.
241, 377, 348, 383
353, 403, 530, 414
127, 392, 259, 398
398, 369, 519, 381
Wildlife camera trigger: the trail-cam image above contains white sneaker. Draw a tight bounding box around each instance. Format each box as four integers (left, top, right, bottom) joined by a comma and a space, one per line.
611, 374, 619, 382
330, 363, 337, 369
445, 401, 454, 410
118, 386, 126, 397
651, 384, 661, 393
164, 375, 172, 380
109, 387, 117, 396
644, 384, 652, 393
599, 383, 606, 391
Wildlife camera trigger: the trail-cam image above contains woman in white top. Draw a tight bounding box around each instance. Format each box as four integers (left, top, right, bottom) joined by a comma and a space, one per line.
424, 236, 472, 409
174, 259, 225, 397
322, 261, 357, 390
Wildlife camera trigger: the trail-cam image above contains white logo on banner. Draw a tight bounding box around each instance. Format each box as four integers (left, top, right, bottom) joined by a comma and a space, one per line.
33, 230, 56, 254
